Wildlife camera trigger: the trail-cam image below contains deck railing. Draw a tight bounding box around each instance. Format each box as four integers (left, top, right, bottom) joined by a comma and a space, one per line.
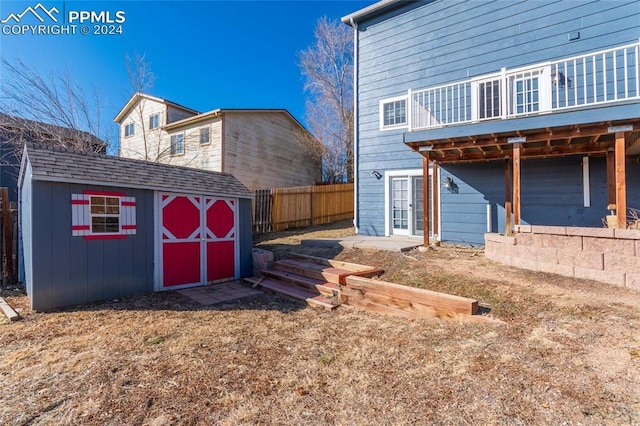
410, 41, 640, 131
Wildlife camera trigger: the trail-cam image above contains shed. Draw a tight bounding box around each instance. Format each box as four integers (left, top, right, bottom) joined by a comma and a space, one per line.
18, 144, 254, 311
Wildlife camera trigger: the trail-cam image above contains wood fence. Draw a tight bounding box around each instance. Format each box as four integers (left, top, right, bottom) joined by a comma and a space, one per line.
254, 183, 353, 233
1, 187, 17, 286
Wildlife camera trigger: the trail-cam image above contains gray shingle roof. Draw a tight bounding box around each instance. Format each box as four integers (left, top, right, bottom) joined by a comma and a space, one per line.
23, 144, 252, 198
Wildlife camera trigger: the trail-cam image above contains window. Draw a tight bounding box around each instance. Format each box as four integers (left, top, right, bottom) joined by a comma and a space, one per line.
380, 96, 408, 130
170, 133, 185, 155
513, 77, 540, 114
124, 123, 135, 137
71, 192, 136, 239
149, 114, 159, 130
90, 196, 120, 234
478, 79, 501, 119
200, 127, 210, 144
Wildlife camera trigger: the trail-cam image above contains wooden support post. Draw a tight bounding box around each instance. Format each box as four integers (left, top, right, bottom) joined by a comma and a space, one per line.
615, 132, 627, 228
513, 143, 521, 226
606, 149, 616, 207
423, 156, 430, 246
504, 158, 513, 236
432, 162, 439, 239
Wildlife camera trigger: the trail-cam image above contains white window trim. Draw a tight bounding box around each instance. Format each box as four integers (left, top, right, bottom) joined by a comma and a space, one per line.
583, 156, 590, 208
124, 122, 135, 138
383, 168, 440, 240
149, 113, 160, 130
170, 133, 185, 156
379, 95, 409, 131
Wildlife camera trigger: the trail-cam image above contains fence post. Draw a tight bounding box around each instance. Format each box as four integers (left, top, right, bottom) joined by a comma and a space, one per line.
1, 187, 15, 284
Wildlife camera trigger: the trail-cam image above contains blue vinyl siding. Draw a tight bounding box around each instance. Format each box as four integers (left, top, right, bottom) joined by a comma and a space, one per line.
353, 0, 640, 241
441, 158, 640, 246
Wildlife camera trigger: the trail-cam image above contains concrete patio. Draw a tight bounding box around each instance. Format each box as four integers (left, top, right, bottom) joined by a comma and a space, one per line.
301, 235, 423, 252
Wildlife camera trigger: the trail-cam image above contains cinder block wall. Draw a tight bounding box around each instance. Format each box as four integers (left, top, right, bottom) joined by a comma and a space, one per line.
485, 226, 640, 292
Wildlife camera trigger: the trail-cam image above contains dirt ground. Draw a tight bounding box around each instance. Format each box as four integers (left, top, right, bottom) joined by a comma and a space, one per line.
2, 220, 640, 425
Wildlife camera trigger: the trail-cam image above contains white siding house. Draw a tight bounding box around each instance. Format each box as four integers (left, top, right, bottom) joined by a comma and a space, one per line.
115, 93, 321, 191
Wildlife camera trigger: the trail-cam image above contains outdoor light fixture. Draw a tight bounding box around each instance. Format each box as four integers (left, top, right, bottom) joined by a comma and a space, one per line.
370, 170, 383, 180
444, 176, 459, 193
551, 69, 571, 89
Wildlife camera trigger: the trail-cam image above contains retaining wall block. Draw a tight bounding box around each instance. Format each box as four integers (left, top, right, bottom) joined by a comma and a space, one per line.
531, 225, 567, 236
604, 253, 640, 274
574, 266, 625, 287
510, 256, 537, 271
513, 245, 558, 264
625, 274, 640, 292
540, 234, 582, 250
583, 237, 635, 256
536, 261, 575, 278
557, 249, 604, 270
614, 229, 640, 240
566, 227, 615, 238
514, 232, 542, 247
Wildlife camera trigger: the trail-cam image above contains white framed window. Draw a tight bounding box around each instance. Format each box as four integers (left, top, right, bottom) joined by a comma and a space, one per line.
476, 78, 502, 119
170, 133, 185, 155
149, 114, 160, 130
124, 123, 135, 137
200, 127, 210, 144
379, 96, 408, 130
71, 192, 136, 239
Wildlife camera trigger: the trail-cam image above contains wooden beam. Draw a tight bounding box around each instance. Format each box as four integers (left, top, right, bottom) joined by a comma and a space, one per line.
513, 143, 521, 226
432, 162, 440, 239
505, 158, 513, 236
405, 120, 640, 153
432, 140, 614, 164
606, 149, 616, 207
423, 156, 430, 246
615, 132, 627, 228
345, 275, 479, 315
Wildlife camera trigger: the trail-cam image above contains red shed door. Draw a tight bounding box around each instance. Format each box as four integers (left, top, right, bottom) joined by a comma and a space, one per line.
159, 194, 237, 290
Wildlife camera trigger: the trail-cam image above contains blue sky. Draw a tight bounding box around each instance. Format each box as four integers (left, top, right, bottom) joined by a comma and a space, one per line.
0, 0, 371, 151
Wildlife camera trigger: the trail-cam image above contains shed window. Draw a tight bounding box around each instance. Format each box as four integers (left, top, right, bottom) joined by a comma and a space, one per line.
90, 196, 120, 233
380, 96, 408, 130
171, 133, 185, 155
72, 192, 137, 239
124, 123, 135, 137
149, 114, 160, 130
200, 127, 210, 144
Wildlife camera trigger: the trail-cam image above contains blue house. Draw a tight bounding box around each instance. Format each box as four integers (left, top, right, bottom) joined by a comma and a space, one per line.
19, 144, 254, 311
343, 0, 640, 246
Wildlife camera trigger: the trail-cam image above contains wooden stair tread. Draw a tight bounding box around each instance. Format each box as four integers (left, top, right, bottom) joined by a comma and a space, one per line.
261, 269, 340, 290
275, 259, 352, 275
245, 277, 337, 310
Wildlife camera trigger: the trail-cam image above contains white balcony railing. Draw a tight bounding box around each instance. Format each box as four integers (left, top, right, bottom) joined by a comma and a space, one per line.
409, 41, 640, 131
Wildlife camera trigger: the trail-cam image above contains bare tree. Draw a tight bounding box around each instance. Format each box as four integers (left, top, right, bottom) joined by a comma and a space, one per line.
0, 57, 107, 154
121, 53, 199, 165
299, 17, 354, 183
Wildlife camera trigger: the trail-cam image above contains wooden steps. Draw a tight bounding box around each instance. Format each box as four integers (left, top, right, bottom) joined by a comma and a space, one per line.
244, 253, 382, 310
246, 252, 487, 322
244, 276, 336, 310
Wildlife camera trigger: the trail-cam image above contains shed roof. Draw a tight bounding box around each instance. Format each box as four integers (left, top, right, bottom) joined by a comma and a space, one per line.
21, 144, 252, 199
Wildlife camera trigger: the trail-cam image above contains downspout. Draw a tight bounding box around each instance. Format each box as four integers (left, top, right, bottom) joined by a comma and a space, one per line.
350, 17, 359, 234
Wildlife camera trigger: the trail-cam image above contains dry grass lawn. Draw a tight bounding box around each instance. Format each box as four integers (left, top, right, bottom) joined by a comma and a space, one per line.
2, 220, 640, 425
